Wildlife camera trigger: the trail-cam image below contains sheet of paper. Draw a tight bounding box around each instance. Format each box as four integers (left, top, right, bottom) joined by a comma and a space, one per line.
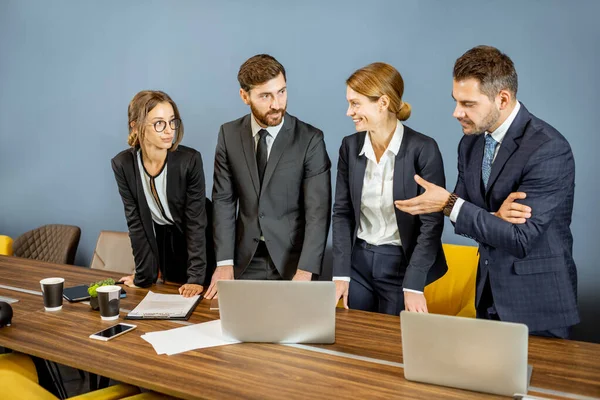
0, 295, 18, 304
128, 291, 200, 318
141, 320, 239, 355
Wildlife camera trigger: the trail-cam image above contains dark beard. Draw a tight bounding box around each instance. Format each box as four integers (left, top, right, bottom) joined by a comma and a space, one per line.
250, 101, 286, 127
476, 107, 501, 134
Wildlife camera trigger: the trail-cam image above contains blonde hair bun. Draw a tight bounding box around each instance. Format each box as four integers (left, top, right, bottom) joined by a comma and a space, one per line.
397, 101, 411, 121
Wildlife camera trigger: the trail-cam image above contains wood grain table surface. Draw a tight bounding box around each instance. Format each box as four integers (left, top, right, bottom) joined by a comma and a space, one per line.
1, 255, 598, 399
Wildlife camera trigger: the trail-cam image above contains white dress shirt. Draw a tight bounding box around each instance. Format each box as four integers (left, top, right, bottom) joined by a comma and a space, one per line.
356, 122, 403, 246
251, 113, 283, 154
450, 102, 521, 222
334, 120, 421, 294
137, 151, 174, 226
216, 115, 285, 267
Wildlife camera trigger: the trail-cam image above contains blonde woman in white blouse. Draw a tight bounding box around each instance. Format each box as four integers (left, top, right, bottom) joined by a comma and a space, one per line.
332, 63, 448, 315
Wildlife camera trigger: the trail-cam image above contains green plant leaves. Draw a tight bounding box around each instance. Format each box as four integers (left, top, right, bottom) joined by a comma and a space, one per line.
87, 278, 116, 297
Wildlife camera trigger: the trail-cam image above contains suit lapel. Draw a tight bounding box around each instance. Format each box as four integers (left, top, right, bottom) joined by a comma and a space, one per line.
261, 115, 294, 192
393, 129, 408, 201
485, 137, 517, 194
352, 133, 367, 226
132, 149, 159, 256
393, 128, 411, 239
240, 115, 260, 197
485, 105, 529, 194
468, 135, 486, 204
165, 150, 181, 228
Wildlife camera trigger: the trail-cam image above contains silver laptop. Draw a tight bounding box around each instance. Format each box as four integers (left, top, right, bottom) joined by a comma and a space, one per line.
217, 280, 336, 344
401, 311, 529, 397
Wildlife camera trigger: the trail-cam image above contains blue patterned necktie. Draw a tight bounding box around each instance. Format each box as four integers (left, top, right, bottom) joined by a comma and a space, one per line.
482, 134, 498, 187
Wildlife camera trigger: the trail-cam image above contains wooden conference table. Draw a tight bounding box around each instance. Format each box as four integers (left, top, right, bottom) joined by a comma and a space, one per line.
0, 255, 598, 400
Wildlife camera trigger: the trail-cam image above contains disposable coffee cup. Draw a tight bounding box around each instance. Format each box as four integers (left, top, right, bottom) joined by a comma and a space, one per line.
40, 277, 64, 311
96, 285, 121, 321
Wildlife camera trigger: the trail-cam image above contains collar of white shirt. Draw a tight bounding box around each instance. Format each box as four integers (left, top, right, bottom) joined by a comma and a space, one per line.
485, 101, 521, 143
359, 119, 404, 162
251, 113, 284, 141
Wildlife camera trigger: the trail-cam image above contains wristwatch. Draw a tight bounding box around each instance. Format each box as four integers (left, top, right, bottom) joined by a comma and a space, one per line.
443, 193, 459, 217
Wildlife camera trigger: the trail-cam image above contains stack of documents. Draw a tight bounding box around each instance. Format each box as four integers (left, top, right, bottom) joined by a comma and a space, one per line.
141, 320, 240, 355
126, 291, 201, 320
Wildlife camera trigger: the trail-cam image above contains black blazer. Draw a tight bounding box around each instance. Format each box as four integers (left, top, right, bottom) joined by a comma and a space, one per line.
332, 126, 447, 291
212, 113, 332, 279
111, 145, 207, 288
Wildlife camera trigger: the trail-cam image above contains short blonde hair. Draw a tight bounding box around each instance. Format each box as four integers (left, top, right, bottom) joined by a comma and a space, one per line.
127, 90, 184, 151
346, 62, 411, 121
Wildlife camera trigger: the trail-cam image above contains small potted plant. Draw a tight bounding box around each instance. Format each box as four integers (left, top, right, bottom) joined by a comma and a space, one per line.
88, 278, 115, 310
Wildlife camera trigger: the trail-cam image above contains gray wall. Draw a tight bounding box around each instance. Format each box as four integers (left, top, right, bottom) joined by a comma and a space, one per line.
1, 0, 598, 342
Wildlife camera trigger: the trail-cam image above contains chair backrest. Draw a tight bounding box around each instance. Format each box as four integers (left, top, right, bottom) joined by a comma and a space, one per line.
0, 353, 140, 400
424, 243, 479, 317
0, 353, 38, 384
12, 225, 81, 265
0, 370, 57, 400
0, 235, 13, 256
90, 231, 136, 274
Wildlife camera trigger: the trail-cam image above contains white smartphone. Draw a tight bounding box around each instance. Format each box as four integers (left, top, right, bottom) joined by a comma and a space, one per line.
89, 323, 137, 341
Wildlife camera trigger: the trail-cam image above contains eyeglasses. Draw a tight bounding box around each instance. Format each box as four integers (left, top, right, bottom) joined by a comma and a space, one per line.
147, 118, 181, 133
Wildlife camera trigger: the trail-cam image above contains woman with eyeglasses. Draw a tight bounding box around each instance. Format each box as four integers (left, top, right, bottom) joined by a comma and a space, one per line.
111, 90, 207, 297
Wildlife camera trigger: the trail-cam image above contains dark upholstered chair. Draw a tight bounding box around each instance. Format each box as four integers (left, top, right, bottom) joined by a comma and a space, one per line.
12, 224, 81, 265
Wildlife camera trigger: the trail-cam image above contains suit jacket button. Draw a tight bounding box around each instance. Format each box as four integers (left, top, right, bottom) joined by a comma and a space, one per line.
259, 213, 264, 218
484, 259, 489, 265
253, 238, 259, 243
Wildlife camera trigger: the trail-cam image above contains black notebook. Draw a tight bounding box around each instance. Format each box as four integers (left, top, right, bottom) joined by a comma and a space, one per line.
63, 285, 126, 302
63, 285, 91, 302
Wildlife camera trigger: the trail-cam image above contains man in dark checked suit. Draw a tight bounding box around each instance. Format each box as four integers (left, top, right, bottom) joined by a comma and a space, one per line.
395, 46, 578, 338
205, 54, 331, 299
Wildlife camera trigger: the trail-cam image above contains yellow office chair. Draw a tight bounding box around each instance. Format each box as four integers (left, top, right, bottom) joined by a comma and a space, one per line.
0, 235, 13, 256
0, 351, 37, 382
0, 353, 140, 400
424, 243, 479, 318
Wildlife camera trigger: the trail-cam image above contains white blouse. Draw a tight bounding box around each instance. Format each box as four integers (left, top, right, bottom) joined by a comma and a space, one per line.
356, 120, 404, 246
137, 151, 174, 226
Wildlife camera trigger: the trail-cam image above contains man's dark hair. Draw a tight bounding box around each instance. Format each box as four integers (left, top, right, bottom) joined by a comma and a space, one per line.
453, 45, 518, 99
237, 54, 286, 92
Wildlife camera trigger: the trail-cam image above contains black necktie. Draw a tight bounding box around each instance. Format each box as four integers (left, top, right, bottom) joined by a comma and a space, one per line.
256, 129, 269, 187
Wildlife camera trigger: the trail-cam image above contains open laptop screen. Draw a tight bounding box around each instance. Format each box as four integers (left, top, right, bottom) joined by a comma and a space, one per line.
401, 311, 528, 396
217, 280, 336, 344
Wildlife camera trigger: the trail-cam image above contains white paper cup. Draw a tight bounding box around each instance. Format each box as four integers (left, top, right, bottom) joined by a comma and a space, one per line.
40, 277, 64, 311
96, 285, 121, 321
